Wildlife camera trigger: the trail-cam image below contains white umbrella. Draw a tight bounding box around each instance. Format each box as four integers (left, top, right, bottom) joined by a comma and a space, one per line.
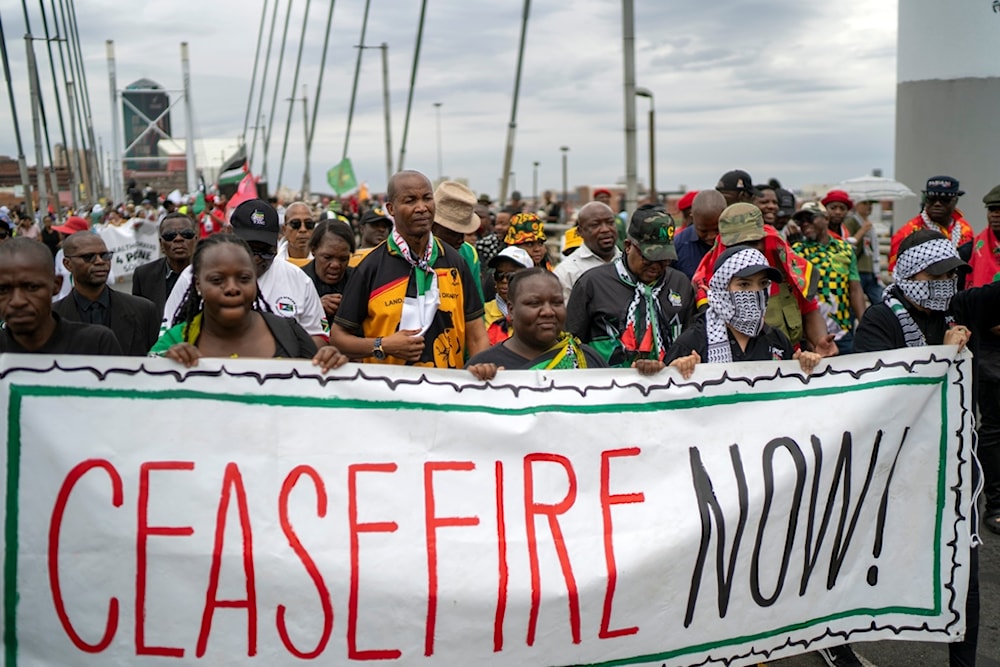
836, 176, 916, 201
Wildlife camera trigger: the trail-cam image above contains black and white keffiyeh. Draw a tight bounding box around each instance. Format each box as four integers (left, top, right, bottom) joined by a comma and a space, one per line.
884, 237, 959, 346
706, 248, 771, 364
920, 211, 963, 248
891, 237, 960, 312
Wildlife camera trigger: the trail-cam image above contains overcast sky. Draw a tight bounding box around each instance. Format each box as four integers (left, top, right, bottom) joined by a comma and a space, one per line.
0, 0, 898, 199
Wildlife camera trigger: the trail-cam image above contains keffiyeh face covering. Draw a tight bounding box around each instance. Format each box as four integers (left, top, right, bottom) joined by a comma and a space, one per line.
727, 289, 769, 337
892, 238, 960, 312
705, 248, 772, 363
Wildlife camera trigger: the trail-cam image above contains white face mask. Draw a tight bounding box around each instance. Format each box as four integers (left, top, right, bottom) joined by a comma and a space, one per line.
727, 289, 769, 336
896, 276, 957, 311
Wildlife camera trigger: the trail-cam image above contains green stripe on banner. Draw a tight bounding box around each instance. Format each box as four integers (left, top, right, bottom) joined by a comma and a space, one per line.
0, 371, 951, 666
4, 375, 942, 415
4, 391, 21, 666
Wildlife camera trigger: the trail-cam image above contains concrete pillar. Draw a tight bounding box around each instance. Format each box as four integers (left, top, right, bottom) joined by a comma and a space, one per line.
894, 0, 1000, 232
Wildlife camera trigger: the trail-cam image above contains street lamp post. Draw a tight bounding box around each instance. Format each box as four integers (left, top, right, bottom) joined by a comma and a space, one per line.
357, 43, 394, 188
532, 161, 539, 206
560, 146, 569, 211
433, 101, 443, 181
635, 87, 655, 203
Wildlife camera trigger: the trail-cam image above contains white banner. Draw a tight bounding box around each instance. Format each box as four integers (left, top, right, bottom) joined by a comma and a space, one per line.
95, 221, 161, 281
0, 348, 974, 666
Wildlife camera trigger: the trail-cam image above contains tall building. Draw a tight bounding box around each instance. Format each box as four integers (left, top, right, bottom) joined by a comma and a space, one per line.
123, 78, 171, 171
894, 0, 1000, 232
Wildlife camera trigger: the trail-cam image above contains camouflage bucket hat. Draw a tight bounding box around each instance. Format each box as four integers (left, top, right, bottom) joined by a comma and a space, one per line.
719, 203, 765, 246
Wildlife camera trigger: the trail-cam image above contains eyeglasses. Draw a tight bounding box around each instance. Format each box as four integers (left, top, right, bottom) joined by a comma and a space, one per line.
925, 195, 956, 205
494, 271, 518, 283
286, 218, 316, 231
161, 229, 197, 241
250, 248, 277, 260
66, 251, 114, 263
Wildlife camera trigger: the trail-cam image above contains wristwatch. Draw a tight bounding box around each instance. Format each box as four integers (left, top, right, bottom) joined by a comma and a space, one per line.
372, 336, 386, 360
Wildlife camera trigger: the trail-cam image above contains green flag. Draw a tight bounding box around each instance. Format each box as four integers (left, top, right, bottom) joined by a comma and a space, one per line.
327, 158, 358, 195
192, 191, 206, 215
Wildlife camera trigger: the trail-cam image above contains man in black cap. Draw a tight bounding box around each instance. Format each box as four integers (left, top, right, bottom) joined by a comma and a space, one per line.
566, 205, 695, 369
715, 169, 760, 206
889, 175, 974, 271
349, 205, 393, 267
0, 238, 121, 355
53, 232, 160, 356
160, 199, 327, 347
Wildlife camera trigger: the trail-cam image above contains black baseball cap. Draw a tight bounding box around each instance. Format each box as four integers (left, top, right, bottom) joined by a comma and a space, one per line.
716, 169, 761, 196
923, 176, 964, 197
359, 206, 392, 227
231, 199, 279, 245
713, 246, 783, 283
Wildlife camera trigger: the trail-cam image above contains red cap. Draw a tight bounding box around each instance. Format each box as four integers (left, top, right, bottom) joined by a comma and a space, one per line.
821, 189, 854, 209
677, 190, 698, 212
593, 188, 612, 199
51, 215, 90, 235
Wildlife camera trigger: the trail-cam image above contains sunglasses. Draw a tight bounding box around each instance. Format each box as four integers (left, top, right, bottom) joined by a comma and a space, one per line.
0, 230, 8, 240
925, 195, 956, 205
250, 248, 277, 261
161, 229, 197, 241
286, 218, 316, 231
988, 205, 1000, 213
66, 251, 114, 263
494, 271, 519, 283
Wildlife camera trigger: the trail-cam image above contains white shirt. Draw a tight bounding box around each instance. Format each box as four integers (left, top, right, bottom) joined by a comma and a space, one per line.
160, 257, 326, 337
553, 244, 621, 305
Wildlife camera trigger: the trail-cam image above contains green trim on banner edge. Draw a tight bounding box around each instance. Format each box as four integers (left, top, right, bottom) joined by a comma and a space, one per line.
2, 373, 951, 666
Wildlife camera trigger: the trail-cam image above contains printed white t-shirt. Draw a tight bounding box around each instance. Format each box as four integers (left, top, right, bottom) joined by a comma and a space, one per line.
160, 257, 326, 337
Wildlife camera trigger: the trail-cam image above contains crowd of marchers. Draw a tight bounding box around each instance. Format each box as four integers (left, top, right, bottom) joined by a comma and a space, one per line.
1, 168, 998, 667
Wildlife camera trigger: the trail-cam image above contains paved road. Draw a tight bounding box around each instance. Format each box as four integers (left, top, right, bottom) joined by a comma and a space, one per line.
767, 516, 999, 667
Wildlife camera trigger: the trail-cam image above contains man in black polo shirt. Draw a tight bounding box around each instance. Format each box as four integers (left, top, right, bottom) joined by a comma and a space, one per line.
566, 206, 695, 368
0, 238, 121, 355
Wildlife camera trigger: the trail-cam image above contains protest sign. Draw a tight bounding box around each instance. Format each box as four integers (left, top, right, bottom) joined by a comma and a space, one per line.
0, 348, 974, 666
95, 222, 161, 281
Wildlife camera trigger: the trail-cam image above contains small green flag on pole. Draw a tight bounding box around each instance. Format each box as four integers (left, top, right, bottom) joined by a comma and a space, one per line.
327, 158, 358, 195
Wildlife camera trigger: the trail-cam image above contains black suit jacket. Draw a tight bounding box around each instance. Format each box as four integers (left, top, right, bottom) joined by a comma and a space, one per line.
132, 257, 170, 316
53, 288, 160, 356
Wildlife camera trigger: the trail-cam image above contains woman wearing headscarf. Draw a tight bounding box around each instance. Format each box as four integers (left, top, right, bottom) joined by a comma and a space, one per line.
666, 246, 822, 378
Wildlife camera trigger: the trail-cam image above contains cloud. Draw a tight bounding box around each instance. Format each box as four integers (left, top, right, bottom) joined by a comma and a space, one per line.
0, 0, 898, 201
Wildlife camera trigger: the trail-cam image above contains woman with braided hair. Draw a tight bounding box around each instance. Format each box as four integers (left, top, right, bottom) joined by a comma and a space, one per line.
150, 234, 347, 371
